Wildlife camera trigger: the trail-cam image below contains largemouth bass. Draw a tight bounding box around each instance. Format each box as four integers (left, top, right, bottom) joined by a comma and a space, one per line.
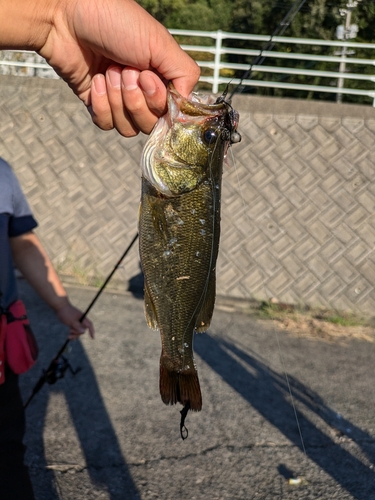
139, 84, 240, 415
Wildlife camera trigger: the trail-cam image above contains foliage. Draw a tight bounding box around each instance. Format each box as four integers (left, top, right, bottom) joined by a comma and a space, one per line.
355, 0, 375, 43
136, 0, 375, 104
137, 0, 232, 31
256, 301, 370, 328
137, 0, 375, 42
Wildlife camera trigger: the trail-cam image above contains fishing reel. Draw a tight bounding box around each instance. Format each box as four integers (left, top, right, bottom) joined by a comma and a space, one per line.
44, 355, 81, 385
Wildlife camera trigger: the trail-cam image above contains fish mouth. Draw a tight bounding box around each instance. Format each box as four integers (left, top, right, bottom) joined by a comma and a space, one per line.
141, 83, 233, 196
168, 82, 228, 114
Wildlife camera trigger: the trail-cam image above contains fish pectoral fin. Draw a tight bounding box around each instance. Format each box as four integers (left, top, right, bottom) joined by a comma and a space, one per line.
195, 273, 216, 333
144, 283, 159, 330
159, 353, 202, 411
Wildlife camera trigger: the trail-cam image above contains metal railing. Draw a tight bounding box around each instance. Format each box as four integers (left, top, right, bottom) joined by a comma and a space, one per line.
170, 29, 375, 105
1, 30, 375, 104
0, 50, 58, 79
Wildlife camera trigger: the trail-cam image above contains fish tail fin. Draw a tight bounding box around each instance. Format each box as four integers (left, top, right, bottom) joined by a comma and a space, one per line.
178, 369, 202, 411
160, 356, 202, 411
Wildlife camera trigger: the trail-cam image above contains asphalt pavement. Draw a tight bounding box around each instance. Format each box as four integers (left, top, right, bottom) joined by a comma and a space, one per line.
18, 278, 375, 500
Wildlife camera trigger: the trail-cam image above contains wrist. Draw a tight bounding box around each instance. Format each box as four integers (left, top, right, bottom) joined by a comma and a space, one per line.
50, 295, 70, 314
0, 0, 59, 50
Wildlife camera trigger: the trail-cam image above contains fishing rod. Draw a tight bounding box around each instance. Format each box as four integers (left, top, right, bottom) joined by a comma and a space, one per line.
24, 0, 308, 420
229, 0, 308, 99
194, 0, 309, 440
24, 231, 139, 409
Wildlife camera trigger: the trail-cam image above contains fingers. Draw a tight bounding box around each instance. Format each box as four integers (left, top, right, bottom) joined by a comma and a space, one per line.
164, 55, 200, 99
90, 74, 114, 130
149, 30, 200, 98
90, 66, 168, 136
55, 301, 94, 340
122, 68, 167, 134
82, 318, 95, 339
68, 317, 94, 340
106, 66, 138, 136
67, 320, 85, 340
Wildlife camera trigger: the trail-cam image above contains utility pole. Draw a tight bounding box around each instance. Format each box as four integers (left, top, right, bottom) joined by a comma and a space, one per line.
336, 1, 360, 103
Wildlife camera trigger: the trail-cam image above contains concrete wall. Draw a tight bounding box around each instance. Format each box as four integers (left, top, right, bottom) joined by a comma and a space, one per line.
1, 75, 375, 314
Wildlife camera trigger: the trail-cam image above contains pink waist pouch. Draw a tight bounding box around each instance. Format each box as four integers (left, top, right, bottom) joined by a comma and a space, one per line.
4, 300, 38, 377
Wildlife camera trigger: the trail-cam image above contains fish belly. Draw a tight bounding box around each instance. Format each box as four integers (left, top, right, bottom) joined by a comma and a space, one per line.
139, 178, 220, 411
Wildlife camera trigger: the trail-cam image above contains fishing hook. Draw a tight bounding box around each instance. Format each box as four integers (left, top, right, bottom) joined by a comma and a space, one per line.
180, 402, 190, 440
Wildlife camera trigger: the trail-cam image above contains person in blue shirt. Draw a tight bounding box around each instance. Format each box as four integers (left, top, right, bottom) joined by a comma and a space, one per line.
0, 158, 94, 500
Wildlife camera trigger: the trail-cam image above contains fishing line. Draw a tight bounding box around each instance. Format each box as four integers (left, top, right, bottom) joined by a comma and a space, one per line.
178, 119, 227, 438
274, 328, 307, 456
229, 0, 308, 99
224, 0, 309, 460
229, 138, 308, 461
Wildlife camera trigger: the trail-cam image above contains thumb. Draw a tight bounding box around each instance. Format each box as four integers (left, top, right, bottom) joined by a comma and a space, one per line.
151, 33, 200, 98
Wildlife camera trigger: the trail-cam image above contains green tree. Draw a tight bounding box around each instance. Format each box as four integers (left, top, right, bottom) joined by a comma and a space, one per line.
167, 0, 232, 31
137, 0, 232, 31
136, 0, 185, 24
136, 0, 375, 104
226, 0, 374, 104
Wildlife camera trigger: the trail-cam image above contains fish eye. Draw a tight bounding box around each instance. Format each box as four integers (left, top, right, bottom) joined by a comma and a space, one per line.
202, 127, 218, 145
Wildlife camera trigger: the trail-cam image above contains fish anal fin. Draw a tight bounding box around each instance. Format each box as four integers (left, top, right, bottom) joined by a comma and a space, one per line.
195, 274, 216, 333
159, 355, 202, 411
144, 283, 159, 330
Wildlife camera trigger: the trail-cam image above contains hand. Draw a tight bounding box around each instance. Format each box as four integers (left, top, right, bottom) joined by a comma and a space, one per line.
37, 0, 200, 136
55, 300, 95, 340
10, 231, 94, 340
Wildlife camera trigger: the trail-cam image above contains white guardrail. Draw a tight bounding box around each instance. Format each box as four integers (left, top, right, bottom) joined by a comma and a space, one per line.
1, 29, 375, 104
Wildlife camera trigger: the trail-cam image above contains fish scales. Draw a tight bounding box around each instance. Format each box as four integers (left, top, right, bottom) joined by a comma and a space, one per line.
139, 84, 240, 412
140, 178, 220, 410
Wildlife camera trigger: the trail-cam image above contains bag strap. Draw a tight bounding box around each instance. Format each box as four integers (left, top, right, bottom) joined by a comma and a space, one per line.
5, 300, 28, 324
0, 314, 7, 384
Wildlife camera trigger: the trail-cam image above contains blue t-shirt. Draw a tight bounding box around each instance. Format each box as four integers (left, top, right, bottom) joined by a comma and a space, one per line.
0, 158, 38, 309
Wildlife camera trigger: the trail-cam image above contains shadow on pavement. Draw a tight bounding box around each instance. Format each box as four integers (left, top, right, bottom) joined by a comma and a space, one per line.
127, 267, 144, 299
24, 342, 139, 500
195, 332, 375, 500
19, 282, 139, 500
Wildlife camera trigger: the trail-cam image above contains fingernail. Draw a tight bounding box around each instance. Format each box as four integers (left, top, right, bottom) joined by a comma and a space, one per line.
108, 68, 122, 89
93, 74, 107, 96
122, 69, 139, 91
140, 78, 157, 96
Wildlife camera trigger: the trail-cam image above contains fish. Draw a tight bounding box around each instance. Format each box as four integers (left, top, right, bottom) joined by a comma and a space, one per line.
139, 83, 240, 415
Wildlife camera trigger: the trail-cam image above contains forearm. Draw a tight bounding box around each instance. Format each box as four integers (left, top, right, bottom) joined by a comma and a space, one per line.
0, 0, 56, 50
10, 231, 69, 313
0, 0, 200, 136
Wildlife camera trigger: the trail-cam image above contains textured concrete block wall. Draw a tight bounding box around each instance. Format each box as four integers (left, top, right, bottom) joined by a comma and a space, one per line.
1, 75, 375, 314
